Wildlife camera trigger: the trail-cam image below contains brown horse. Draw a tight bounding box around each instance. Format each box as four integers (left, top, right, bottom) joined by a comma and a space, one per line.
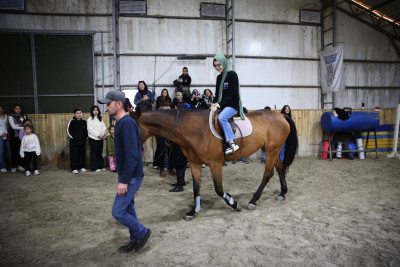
131, 108, 298, 221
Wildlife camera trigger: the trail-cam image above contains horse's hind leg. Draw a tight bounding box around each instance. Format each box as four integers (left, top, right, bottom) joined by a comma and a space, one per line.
184, 162, 202, 221
274, 158, 288, 201
209, 162, 241, 211
248, 155, 276, 210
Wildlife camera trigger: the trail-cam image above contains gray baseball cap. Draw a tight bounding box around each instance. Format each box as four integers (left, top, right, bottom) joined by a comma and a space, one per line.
98, 90, 126, 104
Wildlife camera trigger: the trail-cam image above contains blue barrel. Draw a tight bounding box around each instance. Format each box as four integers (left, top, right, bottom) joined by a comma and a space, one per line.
321, 111, 380, 132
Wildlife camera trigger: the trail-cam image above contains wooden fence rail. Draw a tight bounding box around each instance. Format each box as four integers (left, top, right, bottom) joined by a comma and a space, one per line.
27, 109, 397, 168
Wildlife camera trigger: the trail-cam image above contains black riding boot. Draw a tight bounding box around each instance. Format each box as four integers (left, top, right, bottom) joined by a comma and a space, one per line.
169, 167, 185, 192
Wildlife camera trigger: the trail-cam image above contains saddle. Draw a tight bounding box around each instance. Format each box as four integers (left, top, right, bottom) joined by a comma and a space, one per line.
209, 106, 252, 141
212, 108, 237, 137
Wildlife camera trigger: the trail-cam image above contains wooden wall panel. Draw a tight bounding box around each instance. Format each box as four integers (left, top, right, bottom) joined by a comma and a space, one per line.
25, 109, 397, 167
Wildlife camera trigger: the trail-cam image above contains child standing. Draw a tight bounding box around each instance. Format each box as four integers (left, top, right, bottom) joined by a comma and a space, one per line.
67, 108, 88, 174
19, 124, 41, 176
105, 125, 116, 172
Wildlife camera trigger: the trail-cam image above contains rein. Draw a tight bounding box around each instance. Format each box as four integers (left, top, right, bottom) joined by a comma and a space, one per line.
151, 109, 180, 164
167, 109, 180, 145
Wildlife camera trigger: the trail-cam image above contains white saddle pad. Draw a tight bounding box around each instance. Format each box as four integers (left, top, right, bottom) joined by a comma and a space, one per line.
209, 111, 253, 140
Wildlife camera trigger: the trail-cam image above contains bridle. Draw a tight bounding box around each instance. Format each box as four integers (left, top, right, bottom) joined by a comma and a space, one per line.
147, 109, 180, 163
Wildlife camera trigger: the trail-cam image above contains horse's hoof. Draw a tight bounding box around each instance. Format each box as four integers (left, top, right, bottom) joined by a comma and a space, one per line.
247, 203, 256, 210
183, 215, 194, 221
235, 203, 241, 211
183, 212, 198, 221
275, 195, 285, 201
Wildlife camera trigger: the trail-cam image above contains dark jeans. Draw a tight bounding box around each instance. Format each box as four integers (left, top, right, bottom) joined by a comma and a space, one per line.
112, 178, 148, 243
24, 152, 38, 171
70, 142, 86, 171
89, 138, 104, 171
0, 137, 12, 169
10, 134, 22, 168
175, 166, 186, 187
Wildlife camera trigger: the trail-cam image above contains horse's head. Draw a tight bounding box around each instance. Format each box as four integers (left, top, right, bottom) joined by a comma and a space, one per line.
130, 107, 151, 142
130, 107, 142, 121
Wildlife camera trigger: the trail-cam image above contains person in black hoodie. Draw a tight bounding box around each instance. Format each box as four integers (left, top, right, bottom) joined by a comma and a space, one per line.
67, 108, 88, 174
178, 67, 191, 98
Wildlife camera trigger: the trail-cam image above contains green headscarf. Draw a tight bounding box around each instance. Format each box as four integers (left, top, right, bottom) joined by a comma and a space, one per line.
214, 54, 244, 120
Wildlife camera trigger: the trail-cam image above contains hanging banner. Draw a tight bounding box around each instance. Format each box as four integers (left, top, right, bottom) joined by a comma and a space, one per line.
320, 44, 345, 93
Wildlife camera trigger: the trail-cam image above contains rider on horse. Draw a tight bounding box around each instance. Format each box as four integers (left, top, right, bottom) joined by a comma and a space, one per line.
212, 54, 245, 156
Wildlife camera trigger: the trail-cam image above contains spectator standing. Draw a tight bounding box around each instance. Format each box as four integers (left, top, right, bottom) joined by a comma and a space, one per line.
67, 109, 88, 174
168, 140, 187, 192
279, 105, 292, 162
98, 90, 151, 254
154, 103, 172, 177
8, 104, 26, 173
281, 105, 292, 118
134, 81, 155, 111
0, 105, 12, 172
87, 105, 106, 172
154, 89, 173, 170
19, 124, 41, 176
105, 125, 116, 172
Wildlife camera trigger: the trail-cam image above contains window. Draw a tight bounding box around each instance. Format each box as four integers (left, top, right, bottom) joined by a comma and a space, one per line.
200, 3, 225, 18
0, 0, 25, 11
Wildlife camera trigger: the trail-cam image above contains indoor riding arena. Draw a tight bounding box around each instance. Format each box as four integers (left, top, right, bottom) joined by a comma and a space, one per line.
0, 0, 399, 266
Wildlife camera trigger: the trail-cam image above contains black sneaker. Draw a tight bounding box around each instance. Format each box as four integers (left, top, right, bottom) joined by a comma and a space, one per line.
133, 229, 151, 252
118, 242, 135, 253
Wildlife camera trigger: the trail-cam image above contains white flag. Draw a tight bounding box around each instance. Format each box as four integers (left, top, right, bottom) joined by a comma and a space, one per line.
320, 44, 345, 93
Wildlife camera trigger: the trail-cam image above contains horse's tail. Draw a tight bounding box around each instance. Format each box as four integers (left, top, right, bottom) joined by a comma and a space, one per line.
283, 115, 298, 174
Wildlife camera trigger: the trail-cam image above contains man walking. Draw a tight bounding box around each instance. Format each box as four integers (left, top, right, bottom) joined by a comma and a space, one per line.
98, 91, 151, 253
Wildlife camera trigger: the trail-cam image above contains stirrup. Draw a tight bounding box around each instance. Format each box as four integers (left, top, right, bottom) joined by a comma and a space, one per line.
225, 142, 239, 155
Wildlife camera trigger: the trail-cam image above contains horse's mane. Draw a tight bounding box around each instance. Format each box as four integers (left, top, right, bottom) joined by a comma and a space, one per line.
142, 109, 208, 114
134, 108, 210, 124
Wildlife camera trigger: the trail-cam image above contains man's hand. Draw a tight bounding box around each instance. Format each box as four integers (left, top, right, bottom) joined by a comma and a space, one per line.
117, 183, 128, 195
211, 103, 220, 108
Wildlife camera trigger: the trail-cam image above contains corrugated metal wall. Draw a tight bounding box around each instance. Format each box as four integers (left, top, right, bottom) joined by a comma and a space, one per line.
0, 0, 399, 111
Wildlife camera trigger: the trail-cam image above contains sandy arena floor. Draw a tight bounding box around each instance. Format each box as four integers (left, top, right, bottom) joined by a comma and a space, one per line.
0, 156, 399, 266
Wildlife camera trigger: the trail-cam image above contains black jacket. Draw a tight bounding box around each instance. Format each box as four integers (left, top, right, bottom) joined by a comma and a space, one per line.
189, 97, 208, 109
169, 142, 187, 169
67, 118, 88, 145
215, 71, 240, 111
179, 74, 191, 86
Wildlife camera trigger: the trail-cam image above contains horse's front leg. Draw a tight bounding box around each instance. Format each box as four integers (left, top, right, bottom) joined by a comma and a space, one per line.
184, 162, 202, 221
209, 161, 241, 211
